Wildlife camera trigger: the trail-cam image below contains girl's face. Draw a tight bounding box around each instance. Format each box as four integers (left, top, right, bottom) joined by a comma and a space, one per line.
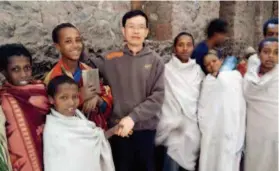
174, 35, 194, 63
259, 41, 278, 71
203, 54, 223, 74
5, 55, 32, 86
49, 83, 80, 117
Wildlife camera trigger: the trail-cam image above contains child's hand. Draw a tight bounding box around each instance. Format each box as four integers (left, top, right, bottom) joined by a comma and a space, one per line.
82, 95, 99, 114
81, 84, 97, 101
29, 96, 49, 110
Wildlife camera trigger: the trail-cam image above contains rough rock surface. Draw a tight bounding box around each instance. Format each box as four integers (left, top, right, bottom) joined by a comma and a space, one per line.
172, 1, 220, 43
0, 1, 276, 82
0, 1, 130, 81
231, 1, 272, 56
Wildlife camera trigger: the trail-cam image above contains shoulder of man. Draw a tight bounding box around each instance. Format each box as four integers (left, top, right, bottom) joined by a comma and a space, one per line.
148, 49, 165, 69
103, 50, 124, 60
142, 46, 161, 61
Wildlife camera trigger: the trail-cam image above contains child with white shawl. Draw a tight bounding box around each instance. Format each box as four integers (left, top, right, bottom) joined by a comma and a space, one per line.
244, 37, 278, 171
197, 50, 246, 171
156, 32, 204, 171
246, 18, 278, 77
43, 75, 115, 171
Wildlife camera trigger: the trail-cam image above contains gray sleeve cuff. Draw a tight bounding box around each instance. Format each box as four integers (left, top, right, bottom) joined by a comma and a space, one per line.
129, 112, 139, 123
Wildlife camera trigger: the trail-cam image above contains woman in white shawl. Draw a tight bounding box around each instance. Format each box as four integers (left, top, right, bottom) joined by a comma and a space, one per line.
197, 50, 246, 171
43, 75, 114, 171
244, 37, 278, 171
156, 32, 204, 171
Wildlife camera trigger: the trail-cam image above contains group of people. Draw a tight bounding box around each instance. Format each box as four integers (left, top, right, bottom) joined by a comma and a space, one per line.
0, 9, 277, 171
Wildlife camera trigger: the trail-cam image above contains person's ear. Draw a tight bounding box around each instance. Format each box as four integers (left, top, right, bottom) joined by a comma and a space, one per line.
54, 43, 61, 52
48, 96, 54, 105
2, 70, 7, 78
121, 27, 125, 38
172, 47, 176, 54
144, 28, 149, 39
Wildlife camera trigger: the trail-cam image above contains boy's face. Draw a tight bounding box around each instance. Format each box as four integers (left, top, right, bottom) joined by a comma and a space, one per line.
174, 35, 194, 62
5, 55, 32, 86
203, 54, 223, 74
259, 41, 278, 71
265, 24, 278, 38
55, 27, 83, 61
49, 83, 80, 117
122, 15, 149, 47
214, 32, 228, 47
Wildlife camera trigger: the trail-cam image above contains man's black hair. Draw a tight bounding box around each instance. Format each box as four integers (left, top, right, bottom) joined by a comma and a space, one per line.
258, 37, 278, 53
122, 10, 149, 28
0, 43, 32, 71
263, 18, 278, 37
173, 32, 195, 47
47, 75, 78, 97
52, 23, 77, 43
206, 18, 228, 38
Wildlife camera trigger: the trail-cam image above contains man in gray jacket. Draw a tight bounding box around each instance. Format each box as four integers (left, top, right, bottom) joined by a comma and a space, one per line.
92, 10, 165, 171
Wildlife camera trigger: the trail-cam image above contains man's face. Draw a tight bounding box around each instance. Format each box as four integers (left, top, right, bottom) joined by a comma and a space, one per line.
49, 83, 80, 117
55, 27, 83, 61
5, 55, 32, 86
259, 41, 278, 71
265, 24, 278, 38
122, 15, 149, 47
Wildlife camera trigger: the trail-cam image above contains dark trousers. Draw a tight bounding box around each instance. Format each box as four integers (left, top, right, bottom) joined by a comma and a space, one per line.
155, 145, 166, 171
110, 130, 156, 171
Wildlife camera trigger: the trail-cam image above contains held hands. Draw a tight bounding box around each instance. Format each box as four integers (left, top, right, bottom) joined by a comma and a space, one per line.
115, 116, 135, 137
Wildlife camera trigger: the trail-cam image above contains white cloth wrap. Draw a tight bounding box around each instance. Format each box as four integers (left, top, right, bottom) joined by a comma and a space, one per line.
156, 57, 204, 170
244, 61, 278, 171
198, 71, 246, 171
43, 109, 115, 171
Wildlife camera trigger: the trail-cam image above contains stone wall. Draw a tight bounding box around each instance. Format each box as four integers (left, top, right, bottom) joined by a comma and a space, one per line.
254, 1, 274, 49
172, 1, 220, 43
0, 1, 276, 81
134, 1, 274, 57
219, 1, 273, 56
0, 1, 130, 80
273, 1, 278, 17
231, 1, 257, 56
143, 1, 173, 40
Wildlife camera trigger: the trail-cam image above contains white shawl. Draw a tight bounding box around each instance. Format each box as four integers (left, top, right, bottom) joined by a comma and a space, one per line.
198, 71, 246, 171
247, 54, 261, 74
156, 56, 204, 170
43, 109, 115, 171
244, 63, 278, 171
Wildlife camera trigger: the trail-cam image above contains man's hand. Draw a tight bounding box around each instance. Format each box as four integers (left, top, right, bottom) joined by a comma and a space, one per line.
116, 116, 135, 137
